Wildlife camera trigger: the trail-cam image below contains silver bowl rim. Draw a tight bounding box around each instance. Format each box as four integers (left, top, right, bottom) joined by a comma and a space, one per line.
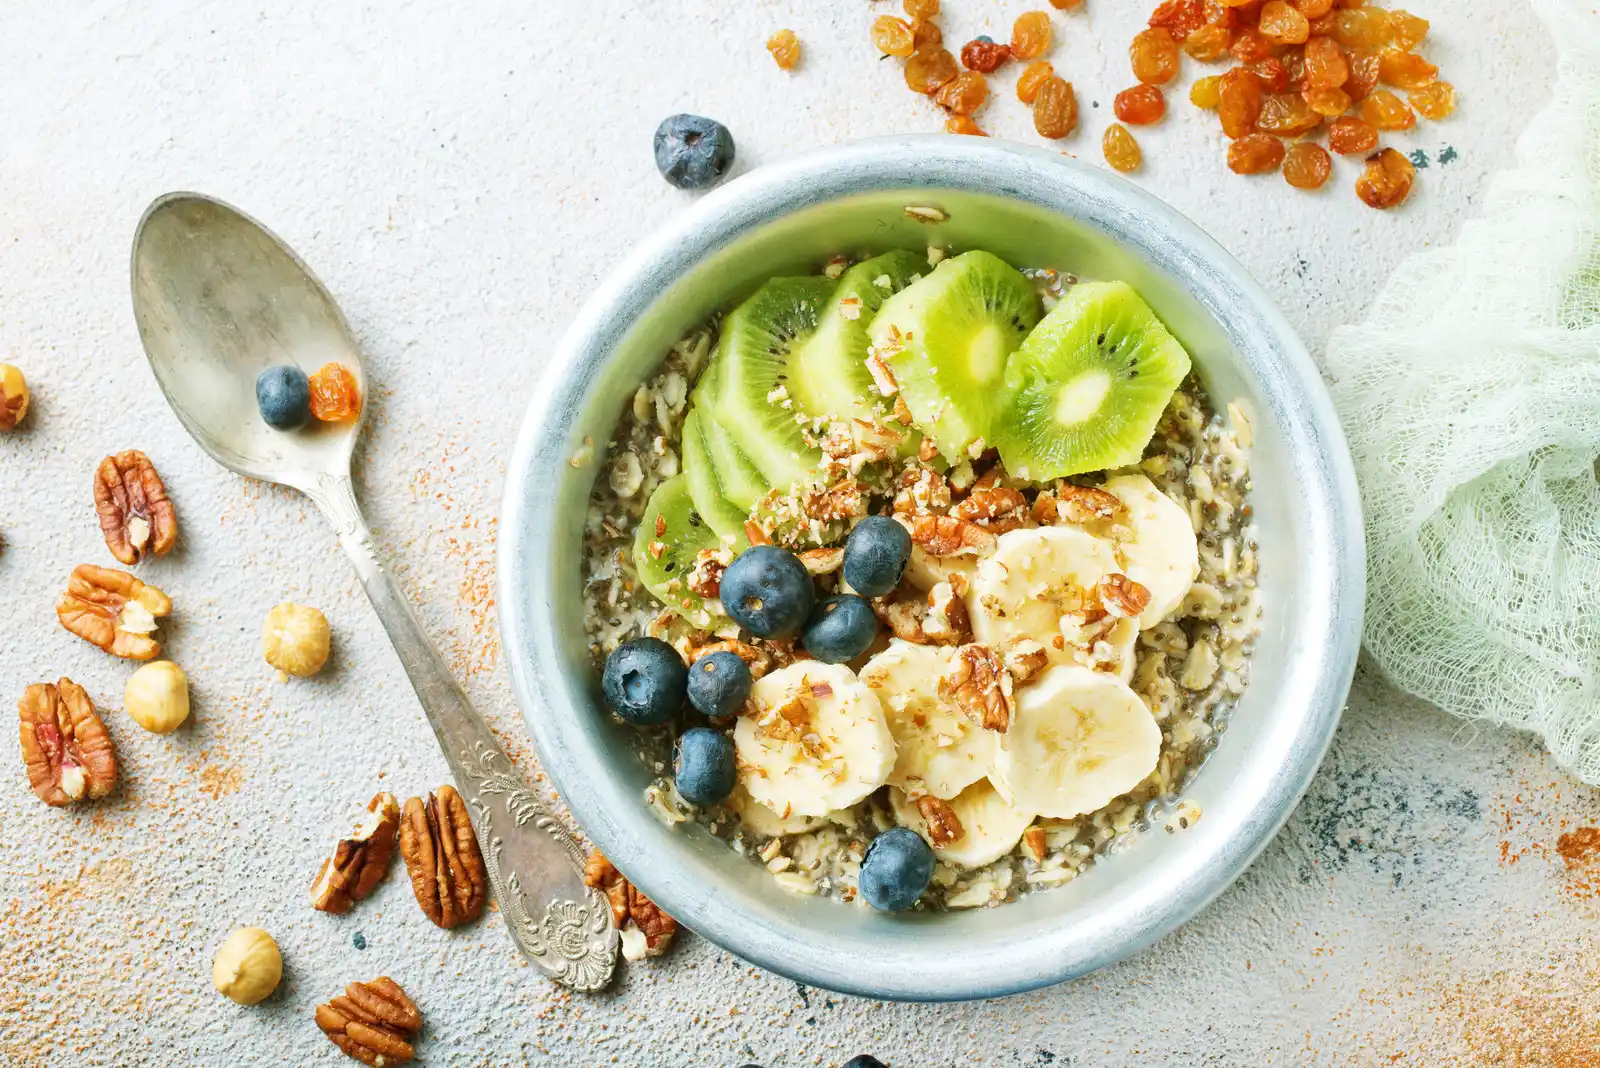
498, 135, 1363, 1001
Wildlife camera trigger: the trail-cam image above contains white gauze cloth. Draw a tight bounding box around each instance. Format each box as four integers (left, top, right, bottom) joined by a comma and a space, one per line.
1327, 0, 1600, 781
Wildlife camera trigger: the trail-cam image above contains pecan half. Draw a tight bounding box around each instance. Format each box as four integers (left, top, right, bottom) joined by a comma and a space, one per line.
1002, 640, 1050, 685
952, 486, 1028, 533
1097, 573, 1152, 620
940, 644, 1013, 732
904, 513, 996, 557
310, 792, 401, 913
56, 564, 171, 660
917, 795, 965, 845
94, 450, 178, 565
315, 977, 421, 1066
399, 785, 487, 929
18, 678, 117, 806
584, 851, 678, 961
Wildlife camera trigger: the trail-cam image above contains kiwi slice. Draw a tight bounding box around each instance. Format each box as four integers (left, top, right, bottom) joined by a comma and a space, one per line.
701, 276, 835, 489
995, 280, 1192, 481
632, 474, 721, 625
869, 250, 1041, 460
681, 409, 753, 546
690, 357, 768, 511
787, 250, 928, 426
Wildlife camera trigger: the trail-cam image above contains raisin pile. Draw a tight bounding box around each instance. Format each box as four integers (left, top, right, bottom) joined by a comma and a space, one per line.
1116, 0, 1451, 208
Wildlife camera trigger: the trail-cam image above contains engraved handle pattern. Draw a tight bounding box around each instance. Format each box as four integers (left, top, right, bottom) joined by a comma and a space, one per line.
306, 472, 617, 991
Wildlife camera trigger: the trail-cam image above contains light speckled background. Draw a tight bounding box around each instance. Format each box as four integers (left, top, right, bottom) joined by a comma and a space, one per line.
1, 2, 1591, 1065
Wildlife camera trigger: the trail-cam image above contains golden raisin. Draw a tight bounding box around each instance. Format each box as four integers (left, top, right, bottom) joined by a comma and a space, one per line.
1409, 80, 1455, 120
1011, 11, 1054, 60
1355, 147, 1414, 208
1227, 133, 1286, 174
1048, 0, 1084, 7
904, 0, 940, 18
1302, 35, 1348, 89
873, 16, 916, 57
945, 114, 987, 136
1308, 11, 1339, 34
1229, 29, 1276, 63
1378, 48, 1437, 89
1257, 1, 1310, 44
767, 29, 801, 70
1149, 0, 1207, 41
1345, 50, 1381, 99
1303, 85, 1352, 117
1256, 92, 1320, 135
1184, 23, 1234, 61
308, 364, 361, 422
1191, 74, 1224, 108
1103, 123, 1143, 172
1327, 115, 1378, 154
961, 37, 1012, 72
1016, 60, 1055, 103
1248, 57, 1289, 92
1114, 83, 1166, 124
1218, 67, 1263, 138
1387, 9, 1429, 50
1360, 88, 1415, 130
1282, 141, 1332, 189
906, 48, 960, 93
1130, 27, 1181, 84
1033, 75, 1078, 138
1291, 0, 1334, 15
935, 71, 988, 115
1333, 8, 1389, 49
912, 19, 943, 50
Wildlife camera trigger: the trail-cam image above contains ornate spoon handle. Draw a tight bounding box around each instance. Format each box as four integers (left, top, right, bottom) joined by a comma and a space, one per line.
306, 473, 617, 991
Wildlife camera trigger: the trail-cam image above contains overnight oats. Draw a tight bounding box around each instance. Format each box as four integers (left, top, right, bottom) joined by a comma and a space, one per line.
580, 245, 1260, 912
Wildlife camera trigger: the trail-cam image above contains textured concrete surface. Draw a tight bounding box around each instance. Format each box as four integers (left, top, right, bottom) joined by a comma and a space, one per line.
0, 2, 1586, 1065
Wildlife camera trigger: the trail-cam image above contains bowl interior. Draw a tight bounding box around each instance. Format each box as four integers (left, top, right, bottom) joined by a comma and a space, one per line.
502, 140, 1360, 1001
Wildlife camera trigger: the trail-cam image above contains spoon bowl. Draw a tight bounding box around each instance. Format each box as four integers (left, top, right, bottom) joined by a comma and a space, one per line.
131, 194, 365, 489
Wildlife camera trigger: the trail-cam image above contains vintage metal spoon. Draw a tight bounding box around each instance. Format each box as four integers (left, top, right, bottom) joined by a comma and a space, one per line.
129, 192, 617, 990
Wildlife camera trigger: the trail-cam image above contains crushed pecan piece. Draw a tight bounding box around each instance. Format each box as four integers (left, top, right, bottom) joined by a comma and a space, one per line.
803, 479, 867, 523
56, 564, 171, 660
952, 486, 1028, 533
874, 591, 933, 645
18, 678, 117, 806
743, 519, 773, 546
1097, 573, 1152, 620
686, 547, 732, 600
865, 346, 899, 396
922, 581, 972, 645
1022, 825, 1048, 862
94, 450, 178, 565
941, 644, 1013, 732
399, 785, 487, 929
315, 977, 421, 1066
797, 546, 845, 576
1032, 491, 1061, 526
1055, 484, 1128, 535
691, 639, 772, 682
917, 795, 965, 846
1003, 640, 1050, 684
310, 792, 401, 913
584, 851, 678, 960
892, 465, 953, 516
917, 437, 940, 463
893, 395, 915, 426
905, 513, 996, 557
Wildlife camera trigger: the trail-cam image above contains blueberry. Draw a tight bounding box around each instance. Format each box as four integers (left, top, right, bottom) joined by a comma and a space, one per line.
842, 515, 912, 598
674, 727, 736, 805
858, 828, 934, 912
601, 637, 687, 725
843, 1058, 888, 1068
687, 651, 753, 719
802, 595, 877, 664
653, 114, 735, 190
255, 364, 311, 430
719, 545, 815, 639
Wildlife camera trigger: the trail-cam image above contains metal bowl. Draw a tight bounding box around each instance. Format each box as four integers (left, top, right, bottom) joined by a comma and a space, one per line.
499, 136, 1362, 1002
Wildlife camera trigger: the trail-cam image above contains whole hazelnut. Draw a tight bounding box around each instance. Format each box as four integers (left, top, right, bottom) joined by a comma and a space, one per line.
212, 926, 282, 1005
262, 602, 331, 677
0, 364, 29, 430
124, 660, 190, 734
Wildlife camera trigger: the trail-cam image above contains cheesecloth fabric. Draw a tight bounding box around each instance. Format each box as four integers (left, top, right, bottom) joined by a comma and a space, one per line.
1326, 0, 1600, 781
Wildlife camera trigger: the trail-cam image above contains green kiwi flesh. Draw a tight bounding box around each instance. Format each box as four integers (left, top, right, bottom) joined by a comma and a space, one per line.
681, 409, 753, 547
632, 473, 721, 625
996, 280, 1191, 481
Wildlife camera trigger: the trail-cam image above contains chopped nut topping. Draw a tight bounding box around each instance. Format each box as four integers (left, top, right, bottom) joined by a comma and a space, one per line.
923, 581, 972, 645
876, 594, 934, 646
952, 486, 1029, 533
917, 436, 939, 463
94, 450, 178, 565
1054, 484, 1128, 536
892, 465, 953, 517
838, 295, 864, 320
797, 546, 845, 576
904, 513, 996, 557
941, 644, 1013, 732
311, 792, 401, 913
743, 520, 773, 546
686, 548, 731, 599
1097, 573, 1152, 620
1022, 825, 1048, 862
917, 795, 965, 845
56, 564, 171, 660
803, 479, 866, 523
865, 348, 899, 396
18, 678, 117, 806
892, 395, 915, 426
691, 638, 772, 682
584, 851, 678, 960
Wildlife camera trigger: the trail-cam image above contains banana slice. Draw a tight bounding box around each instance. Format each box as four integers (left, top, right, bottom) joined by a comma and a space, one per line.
968, 526, 1118, 659
1101, 474, 1200, 629
889, 780, 1036, 869
725, 784, 826, 837
903, 545, 979, 593
992, 665, 1160, 819
733, 662, 895, 818
860, 640, 995, 799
